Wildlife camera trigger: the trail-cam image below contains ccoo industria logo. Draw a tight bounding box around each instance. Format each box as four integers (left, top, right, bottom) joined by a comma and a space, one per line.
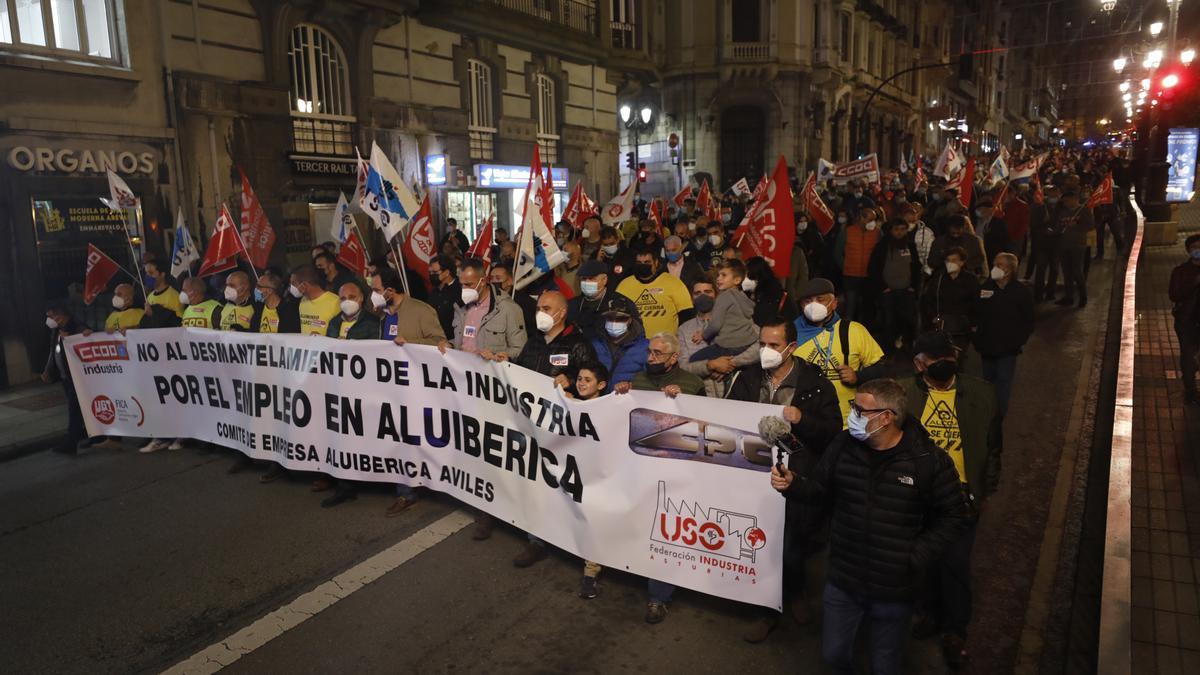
650, 481, 767, 563
74, 340, 129, 363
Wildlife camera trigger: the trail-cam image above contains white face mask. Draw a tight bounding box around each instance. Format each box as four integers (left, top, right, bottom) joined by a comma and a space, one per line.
741, 278, 758, 292
945, 261, 962, 274
602, 243, 619, 255
837, 215, 848, 224
223, 286, 239, 303
990, 266, 1006, 281
179, 291, 192, 306
708, 234, 723, 247
864, 220, 878, 231
340, 299, 360, 317
45, 317, 59, 329
289, 284, 302, 299
604, 320, 628, 338
797, 222, 809, 233
370, 290, 388, 309
580, 280, 601, 298
759, 346, 785, 370
535, 310, 555, 333
112, 295, 127, 310
461, 286, 480, 305
803, 301, 830, 323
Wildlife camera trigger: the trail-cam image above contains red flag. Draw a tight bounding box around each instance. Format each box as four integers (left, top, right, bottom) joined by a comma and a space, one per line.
198, 204, 246, 277
802, 173, 835, 235
336, 230, 367, 277
401, 196, 437, 284
84, 244, 122, 305
563, 183, 590, 229
946, 158, 975, 209
671, 185, 692, 208
734, 155, 795, 277
648, 198, 667, 236
752, 174, 769, 202
1087, 172, 1114, 209
469, 214, 495, 265
540, 162, 555, 227
992, 181, 1010, 217
915, 157, 927, 185
237, 167, 276, 269
1031, 171, 1045, 206
696, 180, 717, 219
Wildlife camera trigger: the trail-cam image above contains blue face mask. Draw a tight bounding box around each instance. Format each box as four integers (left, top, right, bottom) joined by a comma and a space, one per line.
1191, 249, 1200, 261
847, 409, 884, 441
254, 289, 265, 303
604, 320, 628, 338
665, 251, 682, 262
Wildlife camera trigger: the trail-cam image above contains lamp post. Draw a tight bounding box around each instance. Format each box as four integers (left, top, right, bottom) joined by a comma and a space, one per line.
620, 103, 655, 183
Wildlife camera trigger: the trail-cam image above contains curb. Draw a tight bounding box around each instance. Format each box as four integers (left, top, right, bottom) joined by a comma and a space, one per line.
0, 432, 62, 464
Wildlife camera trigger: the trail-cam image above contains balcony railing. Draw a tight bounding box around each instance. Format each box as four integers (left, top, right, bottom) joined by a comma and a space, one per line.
724, 42, 771, 62
611, 20, 640, 50
485, 0, 597, 35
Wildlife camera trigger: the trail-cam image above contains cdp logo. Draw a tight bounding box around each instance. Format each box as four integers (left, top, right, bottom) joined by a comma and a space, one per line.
74, 340, 129, 363
92, 396, 116, 424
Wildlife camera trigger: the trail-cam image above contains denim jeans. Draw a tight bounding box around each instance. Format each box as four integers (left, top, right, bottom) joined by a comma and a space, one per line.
822, 581, 914, 675
647, 579, 675, 604
842, 276, 868, 322
981, 354, 1018, 417
395, 484, 418, 499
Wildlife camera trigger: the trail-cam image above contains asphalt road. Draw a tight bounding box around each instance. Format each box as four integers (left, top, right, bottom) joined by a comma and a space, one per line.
0, 258, 1115, 675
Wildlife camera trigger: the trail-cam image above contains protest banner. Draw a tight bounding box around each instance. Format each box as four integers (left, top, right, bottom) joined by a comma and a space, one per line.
831, 153, 880, 185
64, 328, 786, 610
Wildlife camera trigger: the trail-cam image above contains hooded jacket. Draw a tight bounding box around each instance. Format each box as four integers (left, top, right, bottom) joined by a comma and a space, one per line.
785, 418, 970, 601
590, 321, 649, 392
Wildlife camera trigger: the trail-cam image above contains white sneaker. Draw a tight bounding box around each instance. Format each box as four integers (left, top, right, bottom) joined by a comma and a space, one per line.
167, 439, 186, 451
139, 439, 169, 454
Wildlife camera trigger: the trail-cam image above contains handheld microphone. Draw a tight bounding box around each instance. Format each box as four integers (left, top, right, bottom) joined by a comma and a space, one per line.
758, 415, 805, 474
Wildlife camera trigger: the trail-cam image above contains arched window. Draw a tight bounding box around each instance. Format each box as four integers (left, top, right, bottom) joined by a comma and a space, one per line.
288, 24, 354, 156
535, 74, 559, 164
467, 59, 496, 160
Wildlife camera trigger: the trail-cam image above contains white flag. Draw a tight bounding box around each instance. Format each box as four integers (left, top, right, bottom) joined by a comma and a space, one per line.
601, 182, 637, 225
330, 192, 353, 245
103, 170, 140, 210
360, 142, 420, 241
514, 171, 568, 291
933, 143, 963, 179
898, 154, 909, 174
170, 207, 199, 278
987, 154, 1010, 186
350, 148, 368, 214
817, 158, 836, 183
730, 177, 751, 197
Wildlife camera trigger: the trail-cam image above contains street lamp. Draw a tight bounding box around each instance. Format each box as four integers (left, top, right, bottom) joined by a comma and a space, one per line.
620, 101, 655, 182
1114, 56, 1127, 72
1101, 0, 1117, 11
1183, 48, 1196, 65
1119, 81, 1130, 92
1150, 22, 1164, 37
619, 104, 632, 124
639, 106, 652, 125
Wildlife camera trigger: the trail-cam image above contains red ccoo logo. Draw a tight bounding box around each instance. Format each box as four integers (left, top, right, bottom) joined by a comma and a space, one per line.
92, 396, 116, 424
74, 340, 129, 363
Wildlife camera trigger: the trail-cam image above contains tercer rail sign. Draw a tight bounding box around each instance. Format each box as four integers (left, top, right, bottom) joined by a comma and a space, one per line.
65, 329, 786, 609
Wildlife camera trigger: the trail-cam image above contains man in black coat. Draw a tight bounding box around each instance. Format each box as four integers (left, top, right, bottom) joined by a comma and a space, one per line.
771, 378, 969, 675
725, 317, 842, 642
426, 254, 461, 339
972, 252, 1034, 417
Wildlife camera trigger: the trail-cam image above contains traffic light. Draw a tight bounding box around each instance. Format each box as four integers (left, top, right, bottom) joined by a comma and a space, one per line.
625, 152, 635, 171
637, 162, 648, 182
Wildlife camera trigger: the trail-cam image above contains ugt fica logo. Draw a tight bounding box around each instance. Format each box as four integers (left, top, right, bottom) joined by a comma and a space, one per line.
650, 481, 767, 563
90, 395, 144, 427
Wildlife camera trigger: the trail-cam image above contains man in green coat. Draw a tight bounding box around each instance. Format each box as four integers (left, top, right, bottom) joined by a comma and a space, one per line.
898, 331, 1001, 670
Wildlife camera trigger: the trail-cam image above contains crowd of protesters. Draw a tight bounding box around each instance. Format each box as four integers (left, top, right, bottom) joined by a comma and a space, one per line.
41, 143, 1144, 672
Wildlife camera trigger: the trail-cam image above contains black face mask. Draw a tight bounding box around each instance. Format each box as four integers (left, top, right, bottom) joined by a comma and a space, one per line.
925, 359, 958, 382
646, 361, 670, 376
634, 263, 654, 279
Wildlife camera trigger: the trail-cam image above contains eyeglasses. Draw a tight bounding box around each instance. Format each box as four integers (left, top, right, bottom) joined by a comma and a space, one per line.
648, 349, 676, 359
849, 402, 893, 416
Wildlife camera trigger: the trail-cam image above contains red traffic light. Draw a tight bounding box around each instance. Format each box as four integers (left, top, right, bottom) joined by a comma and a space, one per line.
1163, 73, 1180, 89
637, 163, 647, 182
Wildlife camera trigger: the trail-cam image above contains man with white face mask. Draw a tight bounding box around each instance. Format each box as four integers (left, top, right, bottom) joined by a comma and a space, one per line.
792, 278, 885, 427
442, 257, 527, 362
834, 208, 882, 322
771, 378, 969, 675
218, 271, 258, 332
724, 318, 842, 641
512, 290, 595, 387
104, 283, 144, 333
970, 252, 1033, 417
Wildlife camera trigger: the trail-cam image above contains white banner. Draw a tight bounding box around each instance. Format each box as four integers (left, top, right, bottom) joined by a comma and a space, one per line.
831, 154, 880, 185
64, 328, 786, 610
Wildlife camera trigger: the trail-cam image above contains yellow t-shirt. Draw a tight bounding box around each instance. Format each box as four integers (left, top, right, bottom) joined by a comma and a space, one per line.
259, 305, 280, 334
616, 273, 694, 337
219, 303, 256, 331
299, 292, 340, 336
105, 308, 145, 331
922, 386, 966, 483
147, 287, 183, 318
793, 319, 884, 428
338, 318, 357, 339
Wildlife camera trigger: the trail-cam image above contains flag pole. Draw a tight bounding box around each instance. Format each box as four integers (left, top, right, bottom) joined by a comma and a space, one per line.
121, 205, 150, 301
388, 231, 412, 297
227, 207, 262, 285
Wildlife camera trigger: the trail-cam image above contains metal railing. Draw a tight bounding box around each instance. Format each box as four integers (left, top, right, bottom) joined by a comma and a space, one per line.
611, 20, 639, 49
485, 0, 597, 35
724, 42, 770, 62
1097, 193, 1141, 675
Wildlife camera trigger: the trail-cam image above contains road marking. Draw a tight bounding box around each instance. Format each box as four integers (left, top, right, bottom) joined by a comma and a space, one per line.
162, 510, 473, 674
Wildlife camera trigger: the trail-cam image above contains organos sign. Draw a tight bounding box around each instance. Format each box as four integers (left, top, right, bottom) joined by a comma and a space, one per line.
6, 146, 155, 175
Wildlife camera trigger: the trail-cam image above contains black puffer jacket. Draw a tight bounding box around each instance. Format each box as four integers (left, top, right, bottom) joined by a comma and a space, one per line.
786, 419, 970, 601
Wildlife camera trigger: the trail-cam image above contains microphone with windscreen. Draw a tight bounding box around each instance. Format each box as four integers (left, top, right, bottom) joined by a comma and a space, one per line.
758, 415, 806, 474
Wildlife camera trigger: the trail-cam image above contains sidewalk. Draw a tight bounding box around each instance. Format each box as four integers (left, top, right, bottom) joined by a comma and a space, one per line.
0, 381, 68, 461
1130, 226, 1200, 671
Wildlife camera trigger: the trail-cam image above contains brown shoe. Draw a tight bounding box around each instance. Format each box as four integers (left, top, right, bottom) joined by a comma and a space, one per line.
472, 514, 494, 540
788, 595, 814, 625
512, 541, 547, 568
384, 496, 417, 517
311, 478, 334, 492
742, 613, 780, 643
